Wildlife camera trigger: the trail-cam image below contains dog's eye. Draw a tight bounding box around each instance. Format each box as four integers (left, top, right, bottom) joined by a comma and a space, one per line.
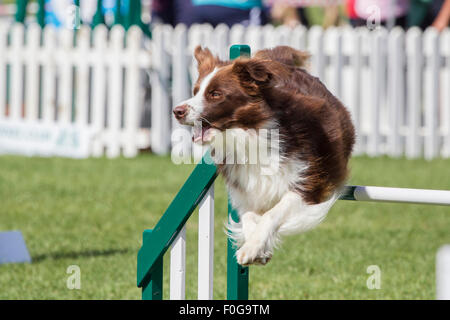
210, 91, 222, 98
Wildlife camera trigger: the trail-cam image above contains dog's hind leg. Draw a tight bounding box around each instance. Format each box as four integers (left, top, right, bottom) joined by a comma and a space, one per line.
236, 191, 337, 266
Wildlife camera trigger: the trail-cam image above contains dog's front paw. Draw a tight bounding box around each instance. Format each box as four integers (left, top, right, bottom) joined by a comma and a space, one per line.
236, 242, 272, 266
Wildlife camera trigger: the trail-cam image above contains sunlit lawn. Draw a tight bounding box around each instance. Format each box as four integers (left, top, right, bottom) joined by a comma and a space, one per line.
0, 155, 449, 299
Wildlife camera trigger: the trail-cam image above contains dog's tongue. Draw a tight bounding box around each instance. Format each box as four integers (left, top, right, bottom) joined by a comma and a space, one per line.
193, 126, 207, 143
192, 126, 210, 143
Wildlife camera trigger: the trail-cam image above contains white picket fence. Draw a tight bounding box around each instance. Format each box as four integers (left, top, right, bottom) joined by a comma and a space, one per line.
0, 22, 151, 158
1, 22, 449, 159
156, 23, 450, 159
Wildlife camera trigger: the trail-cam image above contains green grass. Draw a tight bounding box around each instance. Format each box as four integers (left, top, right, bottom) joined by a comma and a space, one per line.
0, 155, 449, 299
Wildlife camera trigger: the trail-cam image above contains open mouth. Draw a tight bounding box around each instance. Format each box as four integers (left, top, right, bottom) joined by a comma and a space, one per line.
192, 123, 213, 144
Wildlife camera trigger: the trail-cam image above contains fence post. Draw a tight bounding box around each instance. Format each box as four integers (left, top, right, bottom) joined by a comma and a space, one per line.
290, 25, 307, 51
442, 29, 450, 157
75, 26, 90, 127
387, 27, 405, 157
41, 26, 57, 123
324, 27, 343, 99
123, 26, 142, 158
91, 25, 108, 156
226, 44, 250, 301
24, 24, 41, 122
424, 28, 440, 160
58, 27, 74, 124
10, 24, 25, 121
106, 25, 125, 157
171, 24, 191, 157
141, 229, 163, 300
406, 27, 422, 159
308, 26, 325, 80
367, 28, 387, 157
150, 25, 171, 155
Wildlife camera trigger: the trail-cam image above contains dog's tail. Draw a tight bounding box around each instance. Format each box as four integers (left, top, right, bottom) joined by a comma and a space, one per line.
254, 46, 310, 68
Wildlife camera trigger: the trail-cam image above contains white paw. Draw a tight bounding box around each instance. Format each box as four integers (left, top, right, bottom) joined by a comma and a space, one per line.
236, 241, 272, 266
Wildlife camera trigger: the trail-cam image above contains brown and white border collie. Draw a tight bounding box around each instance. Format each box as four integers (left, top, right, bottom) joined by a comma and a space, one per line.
173, 45, 355, 266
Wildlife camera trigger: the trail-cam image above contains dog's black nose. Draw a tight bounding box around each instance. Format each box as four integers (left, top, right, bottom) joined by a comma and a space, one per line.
173, 104, 188, 120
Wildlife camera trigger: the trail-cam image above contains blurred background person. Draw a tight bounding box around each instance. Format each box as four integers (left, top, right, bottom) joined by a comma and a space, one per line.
270, 2, 308, 28
408, 0, 450, 30
431, 0, 450, 30
151, 0, 268, 27
347, 0, 410, 28
269, 1, 350, 29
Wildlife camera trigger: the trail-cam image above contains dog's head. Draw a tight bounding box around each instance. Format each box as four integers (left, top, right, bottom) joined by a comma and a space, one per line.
173, 46, 276, 143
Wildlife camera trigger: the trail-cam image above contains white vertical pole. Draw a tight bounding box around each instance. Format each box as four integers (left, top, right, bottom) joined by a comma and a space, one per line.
274, 25, 291, 46
308, 26, 325, 80
262, 24, 275, 48
367, 28, 386, 156
150, 24, 171, 155
123, 26, 142, 158
387, 27, 405, 157
0, 22, 7, 119
348, 27, 363, 155
107, 25, 125, 158
405, 27, 422, 159
91, 25, 108, 157
437, 245, 450, 300
58, 28, 74, 124
213, 24, 230, 61
200, 24, 214, 53
170, 226, 186, 300
324, 27, 343, 99
10, 23, 24, 120
171, 24, 191, 159
245, 25, 263, 52
187, 25, 206, 163
290, 25, 307, 51
359, 27, 372, 155
75, 26, 90, 127
423, 28, 440, 160
229, 24, 245, 47
188, 24, 202, 83
198, 184, 214, 300
42, 26, 57, 123
24, 24, 41, 122
442, 29, 450, 158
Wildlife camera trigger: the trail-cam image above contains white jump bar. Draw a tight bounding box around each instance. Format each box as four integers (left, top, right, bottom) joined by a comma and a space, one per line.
352, 186, 450, 206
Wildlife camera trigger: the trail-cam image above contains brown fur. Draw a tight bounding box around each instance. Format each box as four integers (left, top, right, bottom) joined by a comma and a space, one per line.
194, 45, 355, 204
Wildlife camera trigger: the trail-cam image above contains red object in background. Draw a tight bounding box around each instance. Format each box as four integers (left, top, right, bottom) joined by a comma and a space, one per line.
346, 0, 358, 19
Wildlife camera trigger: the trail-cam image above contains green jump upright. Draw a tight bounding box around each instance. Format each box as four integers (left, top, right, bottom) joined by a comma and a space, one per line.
226, 45, 250, 300
137, 45, 251, 300
137, 152, 218, 299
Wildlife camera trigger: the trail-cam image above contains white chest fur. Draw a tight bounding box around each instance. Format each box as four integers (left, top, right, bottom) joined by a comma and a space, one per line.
225, 158, 308, 214
209, 127, 308, 214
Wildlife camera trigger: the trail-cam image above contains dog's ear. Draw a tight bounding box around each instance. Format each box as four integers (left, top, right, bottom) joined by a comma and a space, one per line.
194, 46, 215, 75
232, 59, 272, 94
